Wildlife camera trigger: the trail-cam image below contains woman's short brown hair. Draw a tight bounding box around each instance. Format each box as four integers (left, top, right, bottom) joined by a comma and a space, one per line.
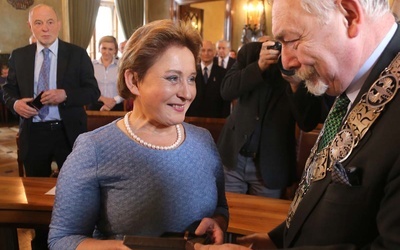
98, 36, 118, 55
118, 19, 202, 99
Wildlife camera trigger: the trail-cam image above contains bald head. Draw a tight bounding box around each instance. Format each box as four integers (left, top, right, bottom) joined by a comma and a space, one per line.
200, 40, 215, 65
28, 4, 61, 48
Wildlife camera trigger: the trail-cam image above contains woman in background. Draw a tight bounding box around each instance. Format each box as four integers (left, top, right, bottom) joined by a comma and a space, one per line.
48, 19, 229, 250
87, 35, 124, 111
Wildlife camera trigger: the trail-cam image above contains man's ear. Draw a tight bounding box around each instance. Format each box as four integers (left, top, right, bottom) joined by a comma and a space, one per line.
124, 70, 140, 96
337, 0, 363, 38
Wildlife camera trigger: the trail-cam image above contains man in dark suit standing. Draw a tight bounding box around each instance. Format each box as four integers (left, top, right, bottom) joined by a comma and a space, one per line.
214, 40, 236, 71
217, 37, 322, 199
3, 4, 99, 248
187, 40, 230, 118
193, 0, 400, 249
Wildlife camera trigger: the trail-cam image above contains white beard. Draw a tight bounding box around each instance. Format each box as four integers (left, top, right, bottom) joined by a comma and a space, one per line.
296, 66, 329, 96
304, 79, 329, 96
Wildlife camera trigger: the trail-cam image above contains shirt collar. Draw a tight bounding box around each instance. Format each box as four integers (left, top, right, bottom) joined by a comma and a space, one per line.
201, 62, 213, 71
94, 57, 119, 66
36, 39, 58, 57
346, 23, 397, 103
220, 55, 230, 62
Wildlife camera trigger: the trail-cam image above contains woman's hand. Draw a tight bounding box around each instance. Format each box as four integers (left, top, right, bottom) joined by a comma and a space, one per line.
258, 41, 280, 72
187, 233, 276, 250
99, 96, 116, 111
194, 217, 225, 244
189, 243, 251, 250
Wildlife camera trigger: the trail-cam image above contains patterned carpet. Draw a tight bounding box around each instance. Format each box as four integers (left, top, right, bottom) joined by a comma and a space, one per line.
0, 125, 19, 177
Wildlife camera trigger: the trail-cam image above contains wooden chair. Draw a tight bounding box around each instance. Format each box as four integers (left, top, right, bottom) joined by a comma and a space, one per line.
15, 133, 24, 177
284, 124, 322, 200
0, 101, 8, 123
296, 124, 322, 179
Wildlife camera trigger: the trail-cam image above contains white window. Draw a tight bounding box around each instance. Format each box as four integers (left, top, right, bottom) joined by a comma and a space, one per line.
87, 0, 126, 59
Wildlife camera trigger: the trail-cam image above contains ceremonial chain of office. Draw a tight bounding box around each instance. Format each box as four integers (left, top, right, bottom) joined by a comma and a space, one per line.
286, 53, 400, 228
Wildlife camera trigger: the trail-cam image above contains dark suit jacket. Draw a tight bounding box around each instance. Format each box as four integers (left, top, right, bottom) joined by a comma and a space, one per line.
213, 56, 236, 71
269, 26, 400, 249
3, 39, 100, 161
217, 42, 321, 189
186, 63, 230, 118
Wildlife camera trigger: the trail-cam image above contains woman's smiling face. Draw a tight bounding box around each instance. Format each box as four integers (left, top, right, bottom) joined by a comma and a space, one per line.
130, 46, 197, 127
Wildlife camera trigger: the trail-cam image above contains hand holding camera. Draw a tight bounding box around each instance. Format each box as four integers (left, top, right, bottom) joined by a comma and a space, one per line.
258, 40, 281, 71
259, 41, 296, 77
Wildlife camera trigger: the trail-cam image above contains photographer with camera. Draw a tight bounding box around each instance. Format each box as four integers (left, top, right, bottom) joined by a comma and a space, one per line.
217, 38, 322, 198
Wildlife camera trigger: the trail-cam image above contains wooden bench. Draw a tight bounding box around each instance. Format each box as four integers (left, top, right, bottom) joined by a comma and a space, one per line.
86, 111, 227, 143
86, 110, 126, 131
184, 116, 226, 143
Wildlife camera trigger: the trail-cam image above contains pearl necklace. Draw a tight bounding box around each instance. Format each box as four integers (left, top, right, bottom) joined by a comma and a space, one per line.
123, 112, 182, 150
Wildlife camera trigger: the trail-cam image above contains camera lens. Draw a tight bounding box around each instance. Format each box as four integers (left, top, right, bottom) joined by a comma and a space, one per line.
267, 41, 282, 51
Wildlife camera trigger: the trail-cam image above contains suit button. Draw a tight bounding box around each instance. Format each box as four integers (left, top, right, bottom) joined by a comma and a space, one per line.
255, 116, 260, 121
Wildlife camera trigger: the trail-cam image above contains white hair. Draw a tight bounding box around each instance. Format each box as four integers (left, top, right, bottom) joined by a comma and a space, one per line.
269, 0, 390, 23
216, 40, 231, 49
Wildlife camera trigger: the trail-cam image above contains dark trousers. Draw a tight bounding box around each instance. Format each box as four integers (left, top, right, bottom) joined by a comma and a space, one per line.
24, 121, 71, 177
23, 121, 72, 250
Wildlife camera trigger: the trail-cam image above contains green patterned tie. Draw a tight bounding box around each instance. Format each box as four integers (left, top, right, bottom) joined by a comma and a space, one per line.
318, 94, 350, 152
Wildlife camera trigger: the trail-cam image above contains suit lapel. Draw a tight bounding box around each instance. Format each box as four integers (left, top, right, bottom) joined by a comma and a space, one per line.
56, 40, 68, 88
285, 175, 331, 246
27, 45, 37, 95
209, 64, 220, 83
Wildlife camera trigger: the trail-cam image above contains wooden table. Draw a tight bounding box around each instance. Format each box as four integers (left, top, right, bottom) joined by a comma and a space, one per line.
0, 177, 56, 250
0, 177, 290, 248
225, 192, 290, 235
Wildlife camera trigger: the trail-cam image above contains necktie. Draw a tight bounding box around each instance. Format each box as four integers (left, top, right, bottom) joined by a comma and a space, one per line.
37, 48, 50, 120
203, 67, 208, 83
318, 94, 350, 151
220, 58, 225, 68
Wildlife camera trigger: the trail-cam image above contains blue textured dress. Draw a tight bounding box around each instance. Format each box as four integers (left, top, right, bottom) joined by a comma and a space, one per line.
48, 121, 228, 250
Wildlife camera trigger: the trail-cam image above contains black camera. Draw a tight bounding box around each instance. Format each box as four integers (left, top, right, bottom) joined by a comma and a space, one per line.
265, 41, 295, 76
27, 91, 44, 110
278, 56, 295, 76
267, 41, 282, 51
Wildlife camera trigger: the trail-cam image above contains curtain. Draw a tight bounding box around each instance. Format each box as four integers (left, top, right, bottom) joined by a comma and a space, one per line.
68, 0, 100, 48
115, 0, 144, 39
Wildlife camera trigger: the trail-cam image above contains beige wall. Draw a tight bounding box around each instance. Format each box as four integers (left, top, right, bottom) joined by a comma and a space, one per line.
232, 0, 396, 51
0, 0, 397, 54
191, 1, 225, 43
0, 0, 64, 54
147, 0, 171, 23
